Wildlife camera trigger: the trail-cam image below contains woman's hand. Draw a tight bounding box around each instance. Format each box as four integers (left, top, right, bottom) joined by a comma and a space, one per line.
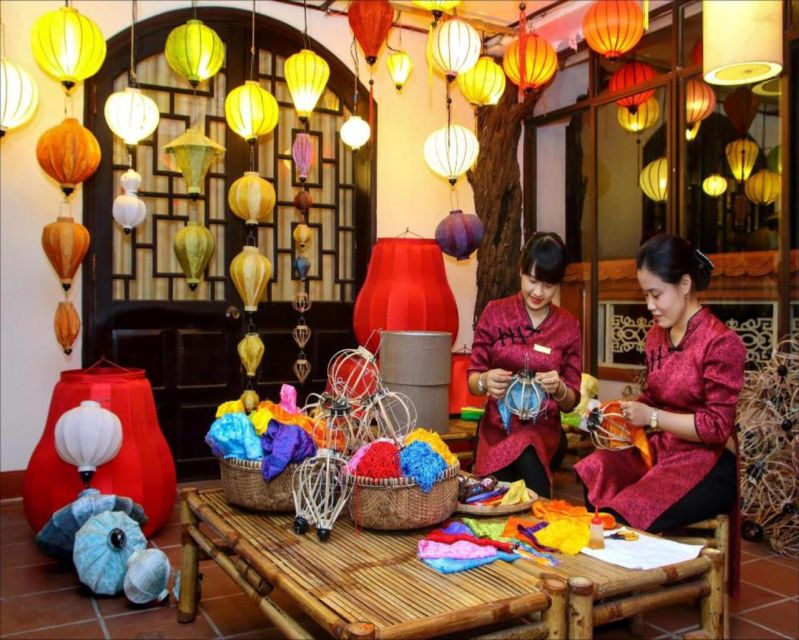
484, 369, 512, 400
619, 401, 654, 428
534, 370, 563, 397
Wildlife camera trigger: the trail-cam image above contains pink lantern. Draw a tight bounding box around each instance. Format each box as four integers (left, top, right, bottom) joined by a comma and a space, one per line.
292, 133, 314, 183
435, 209, 484, 260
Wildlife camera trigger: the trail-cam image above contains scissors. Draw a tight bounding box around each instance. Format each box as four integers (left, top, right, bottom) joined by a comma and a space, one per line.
604, 528, 639, 541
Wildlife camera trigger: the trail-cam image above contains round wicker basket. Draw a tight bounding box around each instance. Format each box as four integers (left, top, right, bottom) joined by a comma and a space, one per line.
218, 458, 296, 512
344, 464, 460, 531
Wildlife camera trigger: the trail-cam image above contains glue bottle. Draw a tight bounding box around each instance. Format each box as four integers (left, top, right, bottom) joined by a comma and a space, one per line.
589, 506, 605, 550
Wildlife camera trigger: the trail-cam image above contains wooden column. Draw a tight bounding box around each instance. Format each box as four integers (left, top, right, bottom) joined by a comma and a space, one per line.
177, 489, 200, 623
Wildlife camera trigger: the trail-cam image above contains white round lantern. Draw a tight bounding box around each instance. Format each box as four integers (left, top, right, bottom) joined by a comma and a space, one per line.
55, 400, 123, 485
423, 124, 479, 185
0, 57, 39, 137
429, 18, 481, 80
113, 169, 146, 234
340, 115, 371, 151
104, 87, 160, 146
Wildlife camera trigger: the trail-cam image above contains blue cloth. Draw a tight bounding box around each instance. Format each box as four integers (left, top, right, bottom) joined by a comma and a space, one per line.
497, 397, 512, 432
399, 441, 448, 493
440, 521, 472, 536
422, 551, 518, 574
260, 422, 316, 481
205, 412, 263, 460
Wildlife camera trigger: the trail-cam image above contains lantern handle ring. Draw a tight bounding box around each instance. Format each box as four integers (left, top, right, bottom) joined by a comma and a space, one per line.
396, 227, 424, 239
85, 355, 134, 372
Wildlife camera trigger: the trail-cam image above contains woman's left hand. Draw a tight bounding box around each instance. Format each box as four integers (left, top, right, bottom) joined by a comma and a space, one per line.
534, 370, 562, 396
619, 401, 653, 427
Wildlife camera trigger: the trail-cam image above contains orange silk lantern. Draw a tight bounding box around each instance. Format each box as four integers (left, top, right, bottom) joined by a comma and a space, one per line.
42, 216, 91, 291
54, 301, 80, 355
609, 61, 657, 112
36, 117, 101, 197
583, 0, 644, 61
685, 78, 716, 126
347, 0, 394, 66
502, 34, 557, 92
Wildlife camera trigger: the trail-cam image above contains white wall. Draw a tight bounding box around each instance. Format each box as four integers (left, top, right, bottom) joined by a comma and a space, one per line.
0, 0, 490, 471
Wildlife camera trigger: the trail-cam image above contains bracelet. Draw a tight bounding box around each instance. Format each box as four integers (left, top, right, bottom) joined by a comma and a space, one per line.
477, 373, 487, 395
553, 380, 568, 402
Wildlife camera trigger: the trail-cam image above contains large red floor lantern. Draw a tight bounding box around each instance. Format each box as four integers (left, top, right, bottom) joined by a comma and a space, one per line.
24, 367, 176, 537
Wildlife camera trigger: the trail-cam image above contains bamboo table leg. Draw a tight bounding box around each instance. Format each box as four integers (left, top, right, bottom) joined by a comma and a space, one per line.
699, 548, 724, 640
543, 577, 568, 640
178, 489, 200, 623
568, 576, 594, 640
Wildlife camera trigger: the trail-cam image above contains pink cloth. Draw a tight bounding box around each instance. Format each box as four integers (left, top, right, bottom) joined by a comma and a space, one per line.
279, 385, 299, 414
417, 539, 497, 560
469, 296, 583, 480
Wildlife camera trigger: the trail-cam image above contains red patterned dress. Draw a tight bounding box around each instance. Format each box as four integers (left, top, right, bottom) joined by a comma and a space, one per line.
468, 294, 583, 481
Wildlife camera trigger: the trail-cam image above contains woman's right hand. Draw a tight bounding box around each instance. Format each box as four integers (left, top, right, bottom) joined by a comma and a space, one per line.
484, 368, 513, 400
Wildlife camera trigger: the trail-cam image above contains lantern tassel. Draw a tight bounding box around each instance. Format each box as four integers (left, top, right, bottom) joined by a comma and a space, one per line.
519, 4, 528, 99
643, 0, 649, 30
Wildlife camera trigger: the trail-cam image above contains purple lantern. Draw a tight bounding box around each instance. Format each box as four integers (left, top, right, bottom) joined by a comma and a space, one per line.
292, 133, 314, 183
435, 210, 484, 260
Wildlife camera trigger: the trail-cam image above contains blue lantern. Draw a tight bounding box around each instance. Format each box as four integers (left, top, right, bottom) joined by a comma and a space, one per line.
292, 255, 311, 280
435, 209, 484, 260
504, 371, 546, 422
124, 548, 172, 604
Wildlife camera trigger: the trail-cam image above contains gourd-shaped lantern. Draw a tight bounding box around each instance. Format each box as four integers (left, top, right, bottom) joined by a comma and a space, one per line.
582, 0, 644, 61
702, 174, 728, 198
423, 124, 479, 185
225, 81, 279, 142
31, 6, 106, 93
230, 246, 272, 312
42, 215, 91, 291
124, 548, 171, 604
173, 221, 215, 291
164, 19, 225, 87
292, 133, 314, 182
386, 51, 412, 90
457, 56, 506, 107
504, 371, 546, 422
104, 87, 160, 147
348, 0, 394, 66
55, 400, 123, 486
284, 49, 330, 121
617, 96, 659, 133
54, 301, 81, 355
0, 57, 39, 137
112, 169, 146, 234
609, 61, 658, 112
723, 87, 760, 138
228, 172, 275, 225
745, 169, 780, 206
435, 209, 484, 260
340, 116, 371, 151
639, 157, 669, 202
238, 332, 265, 377
429, 18, 481, 80
502, 34, 557, 92
685, 78, 716, 128
725, 139, 759, 183
164, 127, 225, 199
36, 118, 101, 197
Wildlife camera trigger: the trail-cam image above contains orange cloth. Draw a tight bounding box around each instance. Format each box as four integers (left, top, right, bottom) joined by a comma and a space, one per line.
600, 401, 653, 468
256, 400, 313, 433
532, 499, 617, 530
501, 516, 540, 544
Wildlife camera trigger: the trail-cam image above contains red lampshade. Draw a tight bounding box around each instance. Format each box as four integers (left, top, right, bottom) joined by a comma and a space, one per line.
449, 352, 486, 415
353, 238, 459, 351
609, 61, 658, 112
685, 77, 716, 126
583, 0, 644, 61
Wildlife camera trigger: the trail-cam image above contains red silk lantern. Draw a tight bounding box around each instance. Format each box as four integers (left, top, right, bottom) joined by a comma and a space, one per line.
449, 352, 486, 415
347, 0, 394, 66
353, 238, 459, 352
690, 37, 702, 67
609, 61, 657, 112
685, 77, 716, 126
24, 367, 176, 537
723, 87, 760, 138
583, 0, 644, 61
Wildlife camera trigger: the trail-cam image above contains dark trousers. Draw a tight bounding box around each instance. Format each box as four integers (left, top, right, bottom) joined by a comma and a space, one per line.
493, 431, 568, 499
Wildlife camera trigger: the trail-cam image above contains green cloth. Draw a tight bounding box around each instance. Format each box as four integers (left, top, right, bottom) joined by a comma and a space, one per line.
462, 518, 513, 542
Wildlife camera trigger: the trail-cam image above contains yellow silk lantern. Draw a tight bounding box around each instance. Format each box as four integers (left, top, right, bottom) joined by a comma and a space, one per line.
292, 223, 313, 251
0, 57, 38, 136
238, 333, 265, 377
340, 116, 371, 151
36, 118, 101, 197
230, 246, 272, 312
423, 124, 479, 185
617, 97, 660, 133
725, 139, 759, 182
173, 221, 215, 290
41, 216, 91, 291
639, 157, 668, 202
31, 7, 106, 93
240, 389, 260, 413
457, 56, 506, 107
104, 87, 160, 147
702, 174, 728, 198
164, 127, 225, 199
54, 301, 81, 355
164, 19, 224, 87
386, 51, 412, 90
745, 169, 780, 205
225, 81, 279, 142
411, 0, 461, 17
685, 121, 701, 141
284, 49, 330, 121
228, 172, 275, 225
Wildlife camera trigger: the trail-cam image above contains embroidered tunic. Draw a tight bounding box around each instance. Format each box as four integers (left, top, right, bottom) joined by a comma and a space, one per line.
469, 295, 583, 479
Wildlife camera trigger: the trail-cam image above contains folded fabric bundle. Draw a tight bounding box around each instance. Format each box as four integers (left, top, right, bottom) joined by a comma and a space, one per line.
534, 519, 589, 555
206, 412, 263, 460
417, 539, 497, 560
260, 423, 316, 481
422, 552, 518, 574
426, 529, 516, 553
532, 499, 616, 529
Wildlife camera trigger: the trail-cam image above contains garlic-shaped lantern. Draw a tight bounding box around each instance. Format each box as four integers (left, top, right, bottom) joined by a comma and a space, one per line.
41, 216, 91, 291
238, 332, 265, 377
230, 246, 272, 312
54, 300, 81, 355
55, 400, 123, 486
173, 221, 215, 291
112, 169, 146, 234
292, 223, 312, 251
124, 548, 171, 604
228, 172, 275, 225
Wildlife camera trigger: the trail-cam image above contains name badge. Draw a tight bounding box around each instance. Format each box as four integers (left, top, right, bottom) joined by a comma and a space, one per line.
533, 343, 551, 355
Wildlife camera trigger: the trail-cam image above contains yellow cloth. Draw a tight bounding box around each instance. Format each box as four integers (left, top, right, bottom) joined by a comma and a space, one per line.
499, 480, 528, 506
404, 428, 458, 467
216, 400, 245, 418
532, 499, 617, 530
254, 400, 314, 434
535, 519, 590, 555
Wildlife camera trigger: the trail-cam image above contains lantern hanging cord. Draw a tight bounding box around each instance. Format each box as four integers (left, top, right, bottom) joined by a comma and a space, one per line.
386, 10, 404, 53
247, 314, 257, 334
350, 37, 360, 109
302, 0, 310, 50
129, 0, 138, 87
249, 0, 257, 81
246, 226, 257, 247
449, 186, 460, 211
192, 0, 197, 20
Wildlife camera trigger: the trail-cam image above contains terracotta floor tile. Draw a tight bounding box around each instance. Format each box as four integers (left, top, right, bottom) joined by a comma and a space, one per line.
1, 561, 81, 597
103, 604, 217, 639
741, 558, 799, 597
0, 540, 59, 569
199, 593, 267, 636
731, 579, 787, 613
0, 587, 97, 635
197, 563, 241, 601
94, 591, 172, 617
1, 523, 37, 547
0, 506, 29, 529
644, 602, 701, 632
2, 619, 106, 639
150, 523, 182, 548
739, 539, 785, 561
730, 615, 793, 640
738, 599, 799, 638
223, 628, 286, 640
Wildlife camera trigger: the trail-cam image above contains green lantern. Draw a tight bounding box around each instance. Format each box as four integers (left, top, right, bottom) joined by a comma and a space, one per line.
174, 221, 215, 290
164, 19, 224, 87
164, 127, 225, 199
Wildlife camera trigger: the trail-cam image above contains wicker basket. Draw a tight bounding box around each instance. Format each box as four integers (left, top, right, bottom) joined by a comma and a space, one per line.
344, 464, 460, 530
218, 458, 296, 512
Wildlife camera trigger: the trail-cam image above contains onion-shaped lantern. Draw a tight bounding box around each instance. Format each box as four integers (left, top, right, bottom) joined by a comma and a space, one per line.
224, 81, 279, 142
164, 19, 224, 87
582, 0, 644, 61
504, 372, 546, 422
164, 127, 225, 199
228, 172, 275, 225
230, 246, 272, 312
42, 216, 91, 291
54, 301, 81, 355
386, 51, 412, 91
31, 6, 106, 93
340, 115, 371, 150
36, 118, 101, 197
348, 0, 394, 66
173, 221, 215, 291
104, 87, 160, 147
745, 169, 780, 206
502, 34, 557, 92
702, 174, 728, 198
294, 190, 313, 214
0, 57, 38, 136
123, 548, 171, 605
112, 169, 146, 234
284, 49, 330, 121
617, 97, 659, 133
364, 389, 417, 445
292, 450, 353, 541
411, 0, 461, 21
238, 332, 265, 377
457, 56, 506, 107
685, 78, 716, 127
434, 209, 484, 260
429, 18, 481, 81
609, 61, 658, 112
639, 157, 669, 202
725, 139, 759, 182
240, 389, 260, 414
292, 133, 314, 182
292, 223, 313, 251
55, 400, 123, 486
423, 124, 479, 185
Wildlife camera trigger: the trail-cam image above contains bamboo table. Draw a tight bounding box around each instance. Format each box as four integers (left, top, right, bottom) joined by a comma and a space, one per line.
177, 488, 565, 640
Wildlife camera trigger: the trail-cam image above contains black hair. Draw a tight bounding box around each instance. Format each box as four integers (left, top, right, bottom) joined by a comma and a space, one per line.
635, 232, 714, 292
519, 232, 568, 285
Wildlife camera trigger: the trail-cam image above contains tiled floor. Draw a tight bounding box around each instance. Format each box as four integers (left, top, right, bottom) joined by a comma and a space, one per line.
1, 470, 797, 639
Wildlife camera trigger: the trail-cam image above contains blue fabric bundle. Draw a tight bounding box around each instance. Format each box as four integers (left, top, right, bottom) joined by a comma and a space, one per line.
205, 412, 262, 460
422, 551, 518, 574
260, 423, 316, 481
399, 441, 447, 494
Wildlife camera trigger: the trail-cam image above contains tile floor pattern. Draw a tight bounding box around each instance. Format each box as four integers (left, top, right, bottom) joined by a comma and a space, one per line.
1, 470, 797, 639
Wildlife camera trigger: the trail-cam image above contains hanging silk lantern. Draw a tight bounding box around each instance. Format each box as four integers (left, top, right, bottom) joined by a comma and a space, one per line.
723, 87, 760, 138
284, 49, 330, 121
340, 115, 371, 151
348, 0, 394, 66
54, 301, 81, 355
457, 56, 506, 107
173, 221, 215, 290
616, 96, 659, 133
230, 246, 272, 312
745, 169, 780, 205
411, 0, 461, 20
104, 87, 160, 147
292, 133, 314, 183
36, 118, 101, 197
164, 127, 225, 199
767, 145, 781, 174
55, 400, 123, 486
112, 169, 146, 234
42, 216, 91, 291
435, 209, 484, 260
293, 256, 311, 280
0, 57, 38, 137
429, 18, 481, 80
582, 0, 644, 61
702, 174, 728, 198
685, 78, 716, 127
502, 34, 557, 92
725, 139, 759, 182
293, 223, 313, 251
639, 157, 668, 202
238, 333, 265, 377
31, 6, 106, 93
164, 19, 224, 88
386, 51, 412, 90
423, 124, 479, 185
691, 37, 703, 67
752, 77, 780, 97
609, 61, 657, 112
294, 190, 313, 214
224, 81, 279, 142
228, 172, 275, 225
685, 120, 701, 141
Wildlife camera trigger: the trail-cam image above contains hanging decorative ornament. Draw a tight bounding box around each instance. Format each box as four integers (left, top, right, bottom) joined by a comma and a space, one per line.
434, 209, 484, 260
293, 256, 311, 280
411, 1, 462, 23
340, 115, 371, 151
54, 301, 81, 355
616, 96, 659, 133
240, 389, 260, 413
41, 216, 91, 291
36, 118, 101, 198
725, 139, 759, 183
745, 169, 780, 206
457, 56, 506, 107
423, 124, 479, 185
0, 56, 39, 137
112, 169, 146, 234
292, 133, 314, 183
294, 190, 314, 214
348, 0, 394, 66
104, 87, 160, 148
502, 34, 557, 93
238, 332, 265, 378
292, 224, 312, 251
582, 0, 644, 61
224, 81, 279, 142
173, 221, 215, 291
685, 78, 716, 129
228, 172, 275, 226
164, 19, 224, 88
702, 174, 728, 198
293, 359, 312, 385
685, 120, 701, 142
429, 18, 481, 81
609, 61, 658, 113
723, 87, 760, 138
230, 246, 272, 312
386, 50, 412, 91
293, 324, 311, 349
292, 287, 312, 385
639, 157, 668, 202
163, 127, 225, 199
284, 49, 330, 122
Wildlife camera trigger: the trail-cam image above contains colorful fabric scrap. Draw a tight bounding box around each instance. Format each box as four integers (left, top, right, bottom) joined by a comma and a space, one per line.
260, 423, 316, 481
205, 412, 262, 460
417, 540, 497, 560
216, 400, 245, 418
532, 499, 617, 529
534, 519, 589, 555
422, 552, 518, 574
